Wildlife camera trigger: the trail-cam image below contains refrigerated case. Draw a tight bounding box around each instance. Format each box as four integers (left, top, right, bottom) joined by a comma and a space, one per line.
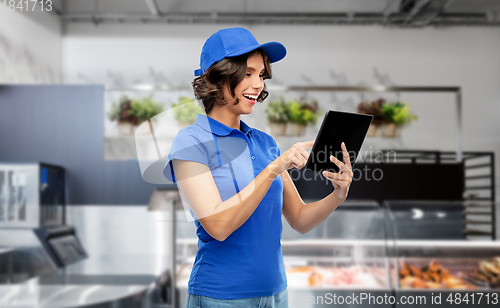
175, 200, 395, 307
384, 200, 500, 307
384, 200, 467, 240
173, 197, 500, 308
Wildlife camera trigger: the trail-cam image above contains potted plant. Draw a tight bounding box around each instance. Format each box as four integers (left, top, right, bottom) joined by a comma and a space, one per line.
132, 96, 164, 135
287, 98, 320, 136
108, 95, 139, 136
265, 97, 289, 136
133, 96, 164, 123
357, 98, 385, 137
171, 96, 206, 129
108, 95, 164, 136
381, 102, 418, 138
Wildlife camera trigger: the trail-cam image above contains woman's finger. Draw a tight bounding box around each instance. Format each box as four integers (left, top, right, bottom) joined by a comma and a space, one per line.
329, 178, 351, 190
330, 155, 346, 171
341, 142, 353, 171
327, 177, 351, 186
292, 141, 312, 160
327, 177, 349, 189
297, 146, 309, 161
322, 171, 350, 182
295, 153, 308, 169
301, 140, 315, 149
290, 154, 304, 170
330, 154, 354, 177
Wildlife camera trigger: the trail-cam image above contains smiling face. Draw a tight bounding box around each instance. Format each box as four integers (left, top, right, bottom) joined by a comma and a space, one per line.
193, 49, 272, 117
222, 52, 265, 116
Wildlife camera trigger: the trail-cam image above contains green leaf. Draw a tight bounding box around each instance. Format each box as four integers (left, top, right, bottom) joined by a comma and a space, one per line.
285, 98, 320, 125
265, 96, 289, 123
382, 102, 417, 125
171, 97, 206, 126
108, 95, 164, 125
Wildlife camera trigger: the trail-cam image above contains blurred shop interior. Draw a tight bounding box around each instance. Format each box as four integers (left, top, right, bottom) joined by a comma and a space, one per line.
1, 0, 500, 307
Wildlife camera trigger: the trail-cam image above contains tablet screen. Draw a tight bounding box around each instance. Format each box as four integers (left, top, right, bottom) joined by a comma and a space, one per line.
305, 110, 373, 173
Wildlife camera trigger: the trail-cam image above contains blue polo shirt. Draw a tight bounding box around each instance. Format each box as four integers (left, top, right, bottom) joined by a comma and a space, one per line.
163, 114, 287, 299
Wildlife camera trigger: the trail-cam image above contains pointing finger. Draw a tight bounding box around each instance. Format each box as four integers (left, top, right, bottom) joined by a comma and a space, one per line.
302, 140, 315, 149
298, 146, 309, 160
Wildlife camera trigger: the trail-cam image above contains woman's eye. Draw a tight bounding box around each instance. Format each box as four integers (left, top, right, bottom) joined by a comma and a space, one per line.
246, 73, 264, 78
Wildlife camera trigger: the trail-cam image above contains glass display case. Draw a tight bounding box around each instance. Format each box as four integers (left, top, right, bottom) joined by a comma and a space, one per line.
173, 198, 500, 307
175, 199, 395, 307
384, 200, 500, 307
280, 200, 393, 307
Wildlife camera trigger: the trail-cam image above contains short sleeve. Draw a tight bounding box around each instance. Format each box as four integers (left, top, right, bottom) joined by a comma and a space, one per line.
163, 129, 210, 183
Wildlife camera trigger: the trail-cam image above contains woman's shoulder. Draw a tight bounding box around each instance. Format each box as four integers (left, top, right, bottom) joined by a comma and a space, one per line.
174, 123, 212, 142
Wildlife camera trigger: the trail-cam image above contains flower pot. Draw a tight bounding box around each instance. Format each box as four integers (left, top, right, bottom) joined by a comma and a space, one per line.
269, 122, 287, 136
117, 122, 134, 136
383, 123, 398, 138
290, 123, 306, 136
366, 124, 379, 137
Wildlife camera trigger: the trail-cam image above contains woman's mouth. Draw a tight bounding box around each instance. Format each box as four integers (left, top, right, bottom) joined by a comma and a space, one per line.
243, 94, 258, 105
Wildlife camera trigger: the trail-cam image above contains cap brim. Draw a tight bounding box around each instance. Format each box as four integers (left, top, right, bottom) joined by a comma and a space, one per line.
227, 41, 287, 64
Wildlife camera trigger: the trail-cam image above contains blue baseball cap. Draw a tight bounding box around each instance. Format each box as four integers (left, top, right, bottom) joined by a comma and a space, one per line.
195, 27, 287, 76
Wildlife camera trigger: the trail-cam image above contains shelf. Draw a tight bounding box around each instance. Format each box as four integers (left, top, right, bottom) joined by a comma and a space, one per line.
104, 135, 174, 161
466, 220, 493, 225
176, 238, 500, 249
464, 230, 493, 236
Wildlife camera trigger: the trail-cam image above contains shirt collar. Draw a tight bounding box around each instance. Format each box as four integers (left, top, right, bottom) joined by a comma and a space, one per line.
195, 114, 253, 137
239, 120, 253, 136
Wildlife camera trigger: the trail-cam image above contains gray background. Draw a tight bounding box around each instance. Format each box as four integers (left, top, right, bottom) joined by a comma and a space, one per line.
0, 85, 171, 205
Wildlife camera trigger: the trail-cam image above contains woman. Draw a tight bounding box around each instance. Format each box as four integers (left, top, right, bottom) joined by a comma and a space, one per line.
163, 27, 353, 308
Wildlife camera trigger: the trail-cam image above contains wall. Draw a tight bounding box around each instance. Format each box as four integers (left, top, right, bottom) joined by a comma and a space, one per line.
63, 24, 500, 201
0, 85, 163, 205
0, 6, 62, 83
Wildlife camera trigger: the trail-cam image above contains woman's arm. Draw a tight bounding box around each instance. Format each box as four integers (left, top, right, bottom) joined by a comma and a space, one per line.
172, 140, 314, 241
282, 142, 353, 234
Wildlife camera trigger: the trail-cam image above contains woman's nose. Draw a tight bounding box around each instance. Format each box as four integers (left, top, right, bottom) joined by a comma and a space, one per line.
252, 76, 263, 90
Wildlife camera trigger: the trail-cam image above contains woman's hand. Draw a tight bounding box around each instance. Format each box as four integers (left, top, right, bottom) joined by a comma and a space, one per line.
322, 142, 353, 201
269, 140, 315, 175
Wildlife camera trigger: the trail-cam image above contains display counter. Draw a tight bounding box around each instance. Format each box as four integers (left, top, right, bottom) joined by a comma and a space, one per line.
0, 221, 172, 307
384, 201, 500, 307
175, 200, 500, 308
0, 254, 171, 308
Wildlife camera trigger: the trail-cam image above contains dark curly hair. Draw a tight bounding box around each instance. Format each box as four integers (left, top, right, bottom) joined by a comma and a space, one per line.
192, 49, 272, 114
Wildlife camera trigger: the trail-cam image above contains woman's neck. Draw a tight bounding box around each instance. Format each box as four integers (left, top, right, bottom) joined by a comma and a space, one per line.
208, 106, 240, 130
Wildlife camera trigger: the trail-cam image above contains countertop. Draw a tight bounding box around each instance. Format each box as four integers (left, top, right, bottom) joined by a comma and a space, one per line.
0, 254, 169, 308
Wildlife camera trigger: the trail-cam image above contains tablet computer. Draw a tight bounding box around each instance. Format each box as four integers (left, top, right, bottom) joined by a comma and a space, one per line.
305, 110, 373, 173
